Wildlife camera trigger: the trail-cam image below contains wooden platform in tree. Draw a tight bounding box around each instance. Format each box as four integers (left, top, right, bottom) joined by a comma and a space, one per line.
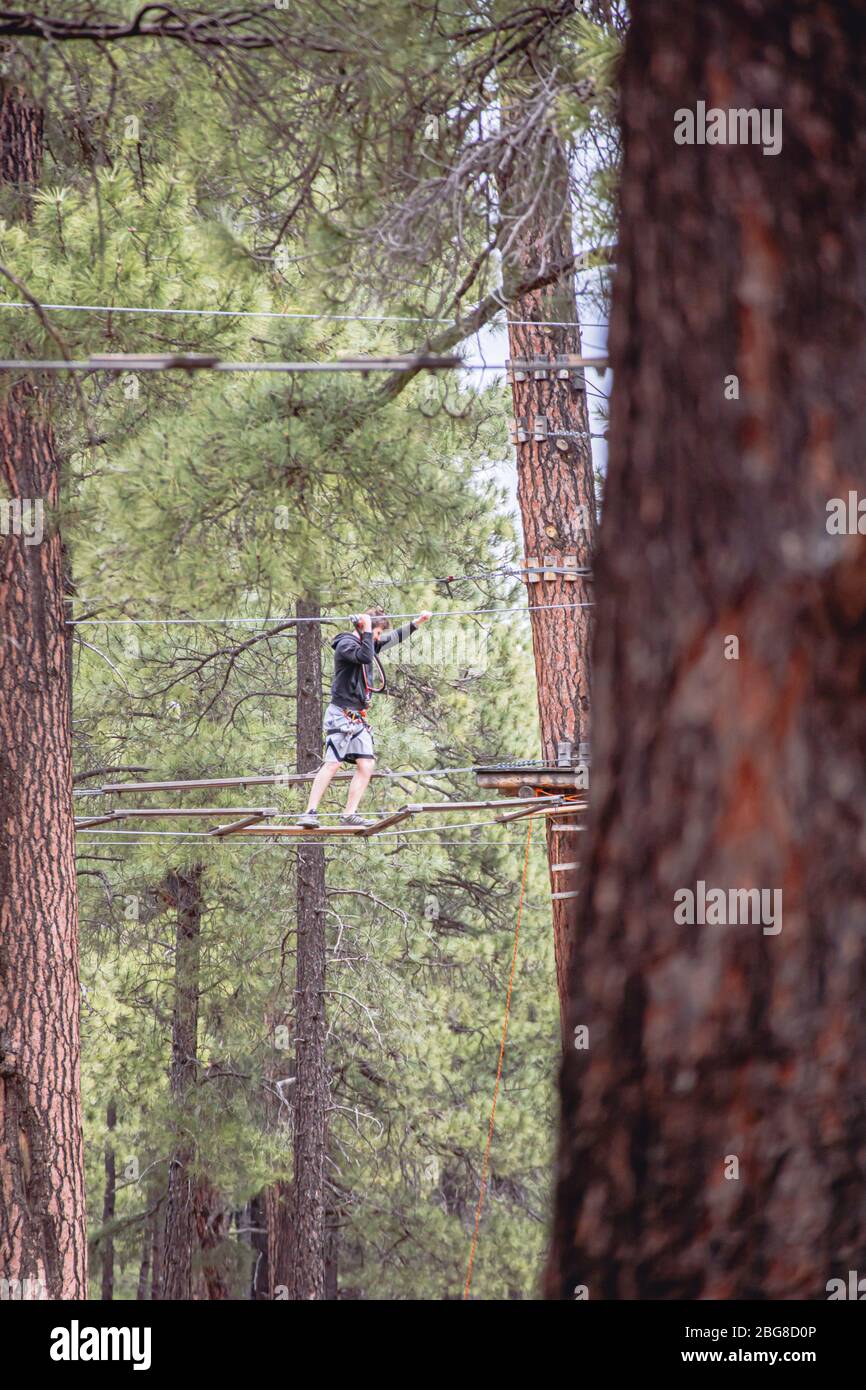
474, 762, 589, 796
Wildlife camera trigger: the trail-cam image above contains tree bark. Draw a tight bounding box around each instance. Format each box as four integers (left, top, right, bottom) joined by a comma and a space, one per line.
160, 866, 203, 1299
136, 1214, 152, 1300
324, 1217, 339, 1300
0, 83, 87, 1300
258, 964, 294, 1295
499, 110, 597, 1029
100, 1099, 117, 1299
0, 85, 43, 205
548, 0, 866, 1299
149, 1207, 163, 1301
288, 598, 328, 1300
247, 1193, 269, 1298
264, 1176, 292, 1296
193, 1177, 231, 1300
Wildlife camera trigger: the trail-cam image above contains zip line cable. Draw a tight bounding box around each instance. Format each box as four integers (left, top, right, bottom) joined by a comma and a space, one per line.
76, 837, 537, 849
0, 356, 608, 375
0, 355, 464, 374
0, 301, 610, 328
73, 771, 486, 798
432, 563, 592, 586
73, 764, 482, 793
68, 600, 594, 628
73, 762, 569, 798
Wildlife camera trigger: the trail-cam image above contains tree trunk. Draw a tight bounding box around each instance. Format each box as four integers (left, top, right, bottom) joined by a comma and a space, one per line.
136, 1215, 152, 1300
193, 1177, 231, 1300
499, 112, 597, 1028
149, 1207, 163, 1301
324, 1217, 339, 1300
0, 85, 43, 203
0, 83, 87, 1300
247, 1193, 269, 1298
548, 0, 866, 1299
264, 1177, 292, 1296
288, 598, 328, 1300
259, 967, 294, 1295
160, 866, 203, 1300
100, 1099, 117, 1299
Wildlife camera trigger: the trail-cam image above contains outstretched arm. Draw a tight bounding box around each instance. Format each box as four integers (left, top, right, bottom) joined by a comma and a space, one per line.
377, 611, 432, 651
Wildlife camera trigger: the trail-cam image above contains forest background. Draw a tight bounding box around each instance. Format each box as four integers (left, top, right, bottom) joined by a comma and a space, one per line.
0, 0, 621, 1299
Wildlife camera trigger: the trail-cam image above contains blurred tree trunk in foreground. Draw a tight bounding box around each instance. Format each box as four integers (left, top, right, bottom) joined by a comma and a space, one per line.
549, 0, 866, 1299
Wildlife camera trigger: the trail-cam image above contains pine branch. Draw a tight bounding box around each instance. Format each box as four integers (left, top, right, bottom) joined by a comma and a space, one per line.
0, 6, 337, 51
374, 243, 614, 405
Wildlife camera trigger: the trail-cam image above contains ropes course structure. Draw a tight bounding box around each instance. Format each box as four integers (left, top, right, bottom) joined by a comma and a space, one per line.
72, 761, 588, 842
0, 298, 610, 327
74, 793, 586, 839
0, 176, 601, 1300
67, 599, 595, 628
0, 351, 609, 376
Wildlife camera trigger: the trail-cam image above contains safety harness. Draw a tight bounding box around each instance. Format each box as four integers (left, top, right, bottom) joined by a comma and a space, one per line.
358, 632, 387, 700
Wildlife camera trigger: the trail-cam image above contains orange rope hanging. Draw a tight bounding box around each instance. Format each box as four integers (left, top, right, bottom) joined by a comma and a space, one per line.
462, 817, 533, 1300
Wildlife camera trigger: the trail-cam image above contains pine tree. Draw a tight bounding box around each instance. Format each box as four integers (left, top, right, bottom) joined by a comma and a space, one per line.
549, 0, 866, 1301
0, 82, 87, 1301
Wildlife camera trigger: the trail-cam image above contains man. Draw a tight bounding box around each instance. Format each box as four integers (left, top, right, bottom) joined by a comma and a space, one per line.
296, 607, 432, 828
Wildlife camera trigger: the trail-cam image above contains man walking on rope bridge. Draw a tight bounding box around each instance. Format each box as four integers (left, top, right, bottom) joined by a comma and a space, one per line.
297, 607, 432, 828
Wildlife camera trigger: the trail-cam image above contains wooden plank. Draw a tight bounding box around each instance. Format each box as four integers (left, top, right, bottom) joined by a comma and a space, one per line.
475, 769, 581, 783
495, 800, 585, 824
212, 798, 543, 837
359, 807, 415, 836
475, 771, 586, 794
210, 813, 268, 838
495, 801, 564, 824
212, 823, 370, 837
475, 762, 585, 772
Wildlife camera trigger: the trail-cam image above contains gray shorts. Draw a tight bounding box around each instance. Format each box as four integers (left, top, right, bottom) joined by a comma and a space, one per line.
323, 703, 375, 763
